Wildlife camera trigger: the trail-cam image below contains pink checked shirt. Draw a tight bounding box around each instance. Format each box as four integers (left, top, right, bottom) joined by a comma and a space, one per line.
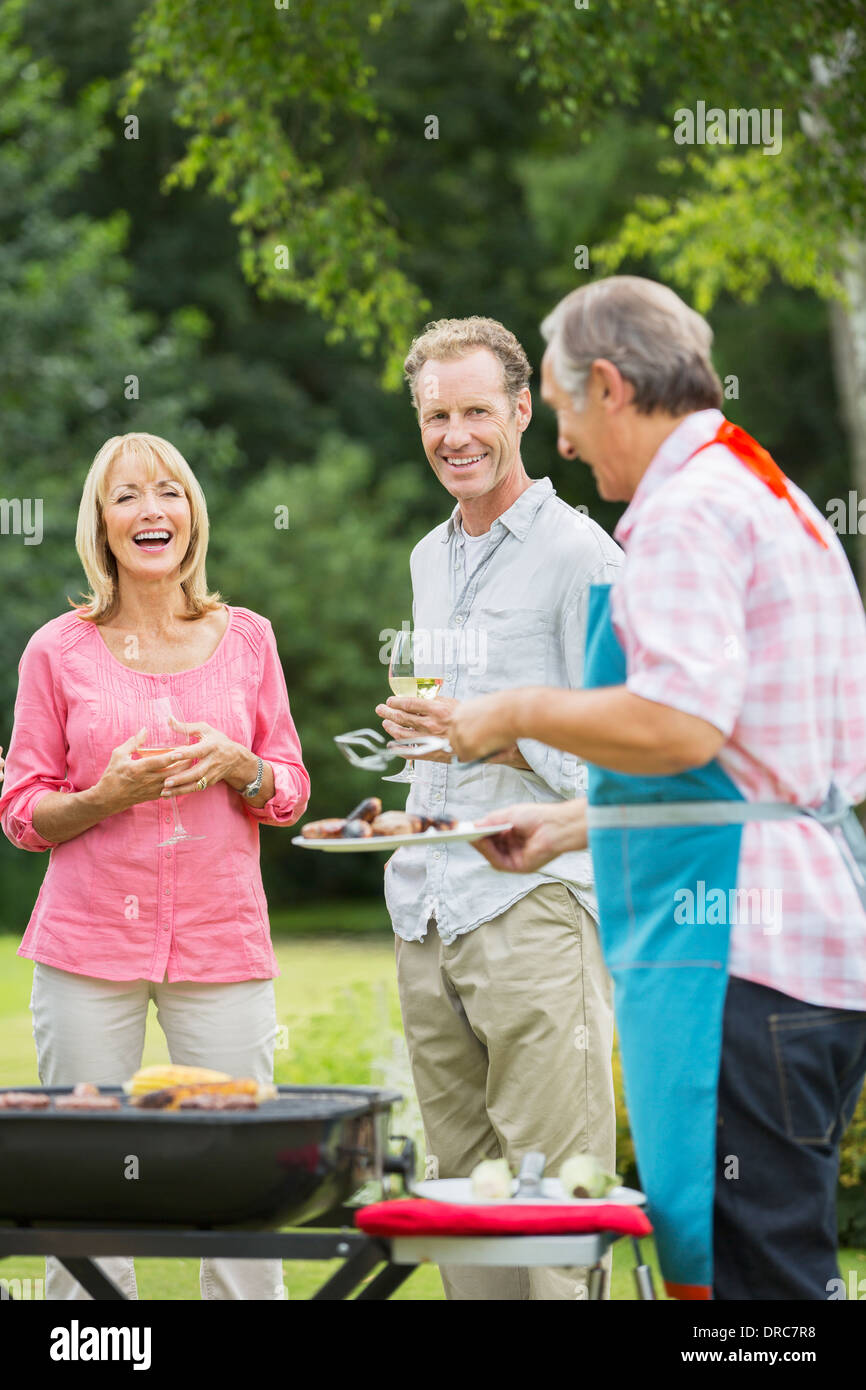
611, 409, 866, 1010
0, 607, 310, 983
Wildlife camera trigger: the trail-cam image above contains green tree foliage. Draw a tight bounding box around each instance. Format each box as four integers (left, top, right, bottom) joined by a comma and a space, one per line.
115, 0, 858, 548
0, 0, 240, 652
124, 0, 866, 364
595, 144, 845, 312
470, 0, 866, 220
0, 19, 237, 638
513, 118, 849, 543
125, 0, 429, 388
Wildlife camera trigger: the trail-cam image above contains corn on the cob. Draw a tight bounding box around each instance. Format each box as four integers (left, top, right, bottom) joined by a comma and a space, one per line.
132, 1079, 277, 1110
123, 1064, 231, 1097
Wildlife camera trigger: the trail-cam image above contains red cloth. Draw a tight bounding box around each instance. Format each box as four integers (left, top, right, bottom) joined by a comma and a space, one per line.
356, 1198, 652, 1238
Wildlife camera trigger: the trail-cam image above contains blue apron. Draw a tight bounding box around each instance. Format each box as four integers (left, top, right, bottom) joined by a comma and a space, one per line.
583, 584, 866, 1299
583, 584, 739, 1298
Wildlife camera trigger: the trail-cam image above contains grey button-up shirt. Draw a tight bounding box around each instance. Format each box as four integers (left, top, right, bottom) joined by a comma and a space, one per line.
384, 478, 624, 944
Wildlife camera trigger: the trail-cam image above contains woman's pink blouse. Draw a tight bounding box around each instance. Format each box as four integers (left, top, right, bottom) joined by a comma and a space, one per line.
0, 607, 310, 982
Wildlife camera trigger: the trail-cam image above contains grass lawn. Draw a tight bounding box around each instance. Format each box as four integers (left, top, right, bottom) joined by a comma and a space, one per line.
1, 919, 863, 1301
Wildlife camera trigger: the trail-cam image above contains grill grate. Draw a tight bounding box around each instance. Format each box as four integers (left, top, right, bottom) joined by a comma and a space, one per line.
0, 1085, 399, 1122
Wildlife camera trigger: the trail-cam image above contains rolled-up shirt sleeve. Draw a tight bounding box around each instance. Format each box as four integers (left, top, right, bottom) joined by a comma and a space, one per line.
0, 628, 71, 852
241, 620, 310, 826
612, 497, 750, 738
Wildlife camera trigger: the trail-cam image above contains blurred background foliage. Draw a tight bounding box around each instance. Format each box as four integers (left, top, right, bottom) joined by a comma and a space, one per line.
0, 0, 857, 926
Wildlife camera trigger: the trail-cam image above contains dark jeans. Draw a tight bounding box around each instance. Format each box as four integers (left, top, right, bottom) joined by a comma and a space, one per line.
714, 976, 866, 1300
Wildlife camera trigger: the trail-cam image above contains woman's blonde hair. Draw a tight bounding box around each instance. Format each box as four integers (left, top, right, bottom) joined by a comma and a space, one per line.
72, 432, 223, 624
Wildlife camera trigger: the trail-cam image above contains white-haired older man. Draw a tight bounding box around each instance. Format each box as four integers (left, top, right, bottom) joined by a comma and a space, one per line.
450, 277, 866, 1301
376, 316, 622, 1301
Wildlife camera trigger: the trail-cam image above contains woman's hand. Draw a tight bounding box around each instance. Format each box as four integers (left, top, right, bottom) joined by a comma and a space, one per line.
471, 798, 588, 873
92, 729, 195, 816
160, 717, 254, 796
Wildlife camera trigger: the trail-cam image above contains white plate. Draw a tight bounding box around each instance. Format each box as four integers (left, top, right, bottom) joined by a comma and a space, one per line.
292, 821, 513, 852
413, 1178, 646, 1206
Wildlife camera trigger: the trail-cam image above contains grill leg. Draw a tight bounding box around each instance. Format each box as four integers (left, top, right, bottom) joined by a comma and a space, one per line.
587, 1263, 606, 1300
632, 1237, 657, 1300
56, 1258, 129, 1301
354, 1261, 418, 1301
311, 1240, 384, 1300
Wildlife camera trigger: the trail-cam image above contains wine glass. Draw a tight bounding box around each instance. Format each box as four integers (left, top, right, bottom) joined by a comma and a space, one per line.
134, 695, 205, 846
382, 628, 443, 785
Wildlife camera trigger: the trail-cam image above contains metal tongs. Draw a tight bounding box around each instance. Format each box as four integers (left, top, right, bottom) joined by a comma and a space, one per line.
333, 728, 501, 772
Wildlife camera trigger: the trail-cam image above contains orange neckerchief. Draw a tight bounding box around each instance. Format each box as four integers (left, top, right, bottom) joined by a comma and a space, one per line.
688, 420, 829, 550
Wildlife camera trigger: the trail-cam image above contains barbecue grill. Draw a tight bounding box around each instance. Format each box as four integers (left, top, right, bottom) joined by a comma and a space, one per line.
0, 1085, 654, 1300
0, 1084, 403, 1228
0, 1082, 421, 1300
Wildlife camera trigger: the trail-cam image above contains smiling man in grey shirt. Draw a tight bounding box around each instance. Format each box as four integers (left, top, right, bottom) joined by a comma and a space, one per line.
375, 316, 622, 1300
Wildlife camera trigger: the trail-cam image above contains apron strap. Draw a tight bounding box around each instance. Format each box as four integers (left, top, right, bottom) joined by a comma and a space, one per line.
803, 784, 866, 908
688, 420, 829, 551
588, 801, 803, 829
587, 786, 866, 911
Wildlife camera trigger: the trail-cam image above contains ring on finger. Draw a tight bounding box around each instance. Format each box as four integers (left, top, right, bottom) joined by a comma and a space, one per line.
196, 776, 207, 792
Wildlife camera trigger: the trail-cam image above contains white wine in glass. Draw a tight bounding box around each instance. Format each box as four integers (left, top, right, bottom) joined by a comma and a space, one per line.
383, 631, 442, 784
388, 675, 443, 700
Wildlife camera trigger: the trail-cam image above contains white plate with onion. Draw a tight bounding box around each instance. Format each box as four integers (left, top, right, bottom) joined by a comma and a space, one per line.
413, 1178, 646, 1206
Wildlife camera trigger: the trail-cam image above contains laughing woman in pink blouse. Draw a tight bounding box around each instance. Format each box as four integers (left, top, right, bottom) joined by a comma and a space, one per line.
0, 432, 310, 1301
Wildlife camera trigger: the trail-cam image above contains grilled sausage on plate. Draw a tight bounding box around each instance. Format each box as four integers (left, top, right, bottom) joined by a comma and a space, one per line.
345, 797, 382, 823
370, 811, 425, 837
342, 819, 374, 838
301, 818, 348, 839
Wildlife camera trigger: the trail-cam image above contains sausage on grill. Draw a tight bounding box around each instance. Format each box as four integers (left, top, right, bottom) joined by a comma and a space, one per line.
0, 1091, 51, 1110
177, 1094, 259, 1111
55, 1094, 122, 1111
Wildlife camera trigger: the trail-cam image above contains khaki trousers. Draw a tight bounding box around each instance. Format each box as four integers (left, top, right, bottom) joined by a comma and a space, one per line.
395, 882, 616, 1300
